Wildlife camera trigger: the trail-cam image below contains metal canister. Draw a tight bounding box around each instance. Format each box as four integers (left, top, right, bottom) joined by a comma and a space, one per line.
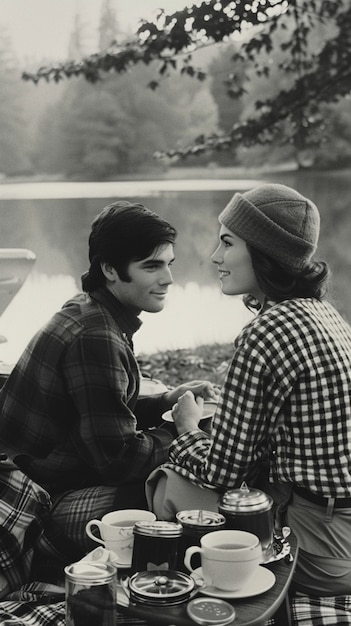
131, 521, 183, 574
176, 510, 226, 572
128, 570, 195, 606
218, 482, 274, 558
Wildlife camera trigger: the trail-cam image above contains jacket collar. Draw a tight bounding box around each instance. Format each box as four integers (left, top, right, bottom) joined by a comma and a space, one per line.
90, 287, 142, 340
261, 297, 277, 313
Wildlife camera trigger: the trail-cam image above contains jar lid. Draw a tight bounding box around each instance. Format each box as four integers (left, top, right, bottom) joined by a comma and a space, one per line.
218, 482, 273, 513
133, 521, 183, 537
187, 597, 236, 625
65, 561, 116, 583
129, 570, 195, 605
176, 510, 226, 528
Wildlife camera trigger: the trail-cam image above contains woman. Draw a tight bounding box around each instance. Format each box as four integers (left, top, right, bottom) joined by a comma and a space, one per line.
146, 183, 351, 596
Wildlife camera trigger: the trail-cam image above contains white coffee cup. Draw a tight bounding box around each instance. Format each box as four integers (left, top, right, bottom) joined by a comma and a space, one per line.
184, 529, 262, 591
86, 509, 156, 565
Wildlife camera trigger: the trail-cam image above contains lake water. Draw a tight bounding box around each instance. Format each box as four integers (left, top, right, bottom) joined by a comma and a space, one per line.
0, 171, 349, 364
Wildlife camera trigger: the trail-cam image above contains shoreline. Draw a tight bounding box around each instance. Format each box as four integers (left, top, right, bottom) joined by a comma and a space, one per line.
0, 162, 308, 186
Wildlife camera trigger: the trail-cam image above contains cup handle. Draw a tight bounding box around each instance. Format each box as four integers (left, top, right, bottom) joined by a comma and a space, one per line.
85, 519, 104, 545
184, 546, 202, 573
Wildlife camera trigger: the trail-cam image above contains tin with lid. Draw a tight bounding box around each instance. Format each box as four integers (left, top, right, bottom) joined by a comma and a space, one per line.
187, 597, 236, 625
128, 570, 195, 606
176, 510, 226, 572
218, 482, 274, 558
131, 520, 183, 574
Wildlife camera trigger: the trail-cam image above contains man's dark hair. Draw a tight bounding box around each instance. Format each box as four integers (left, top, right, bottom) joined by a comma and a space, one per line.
81, 201, 177, 292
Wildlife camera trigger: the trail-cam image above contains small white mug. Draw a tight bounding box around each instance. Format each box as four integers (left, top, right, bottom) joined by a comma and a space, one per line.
184, 529, 262, 591
86, 509, 156, 565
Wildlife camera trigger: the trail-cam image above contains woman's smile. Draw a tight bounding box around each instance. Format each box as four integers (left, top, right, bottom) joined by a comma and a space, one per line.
211, 226, 259, 297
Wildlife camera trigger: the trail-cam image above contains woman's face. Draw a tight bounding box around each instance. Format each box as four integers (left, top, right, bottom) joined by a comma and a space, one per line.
211, 225, 261, 298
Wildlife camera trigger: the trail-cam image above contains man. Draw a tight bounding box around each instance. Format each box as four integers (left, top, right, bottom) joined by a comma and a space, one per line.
0, 200, 215, 552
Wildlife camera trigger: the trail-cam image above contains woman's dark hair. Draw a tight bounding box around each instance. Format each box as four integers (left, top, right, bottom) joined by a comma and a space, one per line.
245, 244, 330, 306
81, 201, 177, 293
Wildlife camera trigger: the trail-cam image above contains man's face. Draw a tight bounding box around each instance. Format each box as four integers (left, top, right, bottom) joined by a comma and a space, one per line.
108, 243, 175, 313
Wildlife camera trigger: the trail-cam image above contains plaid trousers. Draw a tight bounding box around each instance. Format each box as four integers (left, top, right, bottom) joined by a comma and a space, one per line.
50, 485, 120, 554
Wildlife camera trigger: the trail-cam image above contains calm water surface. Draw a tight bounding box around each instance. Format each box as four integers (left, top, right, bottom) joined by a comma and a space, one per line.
0, 171, 349, 364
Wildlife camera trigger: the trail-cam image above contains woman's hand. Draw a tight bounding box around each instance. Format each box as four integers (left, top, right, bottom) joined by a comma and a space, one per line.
171, 390, 203, 436
164, 379, 219, 407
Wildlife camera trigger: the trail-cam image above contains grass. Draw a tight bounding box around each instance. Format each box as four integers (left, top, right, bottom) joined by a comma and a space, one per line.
137, 342, 233, 389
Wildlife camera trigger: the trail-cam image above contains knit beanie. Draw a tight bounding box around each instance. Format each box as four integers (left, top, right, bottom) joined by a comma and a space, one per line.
218, 183, 320, 270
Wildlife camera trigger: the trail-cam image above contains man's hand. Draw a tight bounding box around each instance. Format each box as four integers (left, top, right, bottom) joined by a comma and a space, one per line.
164, 379, 219, 407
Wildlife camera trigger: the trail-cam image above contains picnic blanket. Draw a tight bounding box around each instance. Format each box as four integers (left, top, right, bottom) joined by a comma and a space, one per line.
0, 459, 51, 596
0, 589, 147, 626
1, 460, 351, 625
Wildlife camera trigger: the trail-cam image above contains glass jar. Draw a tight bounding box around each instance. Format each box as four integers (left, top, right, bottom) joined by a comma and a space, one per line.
65, 561, 117, 626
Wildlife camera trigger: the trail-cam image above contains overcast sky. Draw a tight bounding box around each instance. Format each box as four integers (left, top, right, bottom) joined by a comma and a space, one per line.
0, 0, 188, 63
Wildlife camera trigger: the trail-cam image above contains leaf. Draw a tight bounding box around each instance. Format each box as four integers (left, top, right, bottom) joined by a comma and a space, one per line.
148, 80, 159, 90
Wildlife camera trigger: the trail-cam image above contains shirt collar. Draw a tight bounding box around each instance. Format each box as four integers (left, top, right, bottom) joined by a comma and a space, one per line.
90, 287, 142, 339
261, 297, 277, 313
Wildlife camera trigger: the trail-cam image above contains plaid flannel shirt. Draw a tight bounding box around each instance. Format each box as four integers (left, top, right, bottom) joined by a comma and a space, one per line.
0, 288, 173, 494
167, 298, 351, 497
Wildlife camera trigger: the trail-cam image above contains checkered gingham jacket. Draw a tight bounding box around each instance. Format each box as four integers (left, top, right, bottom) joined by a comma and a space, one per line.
167, 298, 351, 498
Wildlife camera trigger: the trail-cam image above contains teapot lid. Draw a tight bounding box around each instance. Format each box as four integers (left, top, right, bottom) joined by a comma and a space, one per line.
133, 521, 183, 537
176, 510, 226, 528
219, 482, 273, 513
129, 570, 195, 605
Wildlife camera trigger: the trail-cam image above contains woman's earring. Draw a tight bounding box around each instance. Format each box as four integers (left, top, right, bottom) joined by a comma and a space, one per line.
243, 294, 262, 313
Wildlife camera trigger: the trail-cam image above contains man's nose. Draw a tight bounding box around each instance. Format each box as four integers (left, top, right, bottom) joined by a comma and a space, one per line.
160, 266, 173, 284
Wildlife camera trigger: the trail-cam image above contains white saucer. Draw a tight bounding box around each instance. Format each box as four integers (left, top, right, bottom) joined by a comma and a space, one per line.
162, 402, 216, 423
192, 566, 275, 599
161, 410, 175, 422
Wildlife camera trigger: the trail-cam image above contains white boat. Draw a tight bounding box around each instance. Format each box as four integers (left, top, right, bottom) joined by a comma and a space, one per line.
0, 249, 36, 385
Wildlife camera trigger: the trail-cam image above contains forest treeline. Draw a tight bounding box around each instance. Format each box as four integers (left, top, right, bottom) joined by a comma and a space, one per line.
1, 2, 351, 180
